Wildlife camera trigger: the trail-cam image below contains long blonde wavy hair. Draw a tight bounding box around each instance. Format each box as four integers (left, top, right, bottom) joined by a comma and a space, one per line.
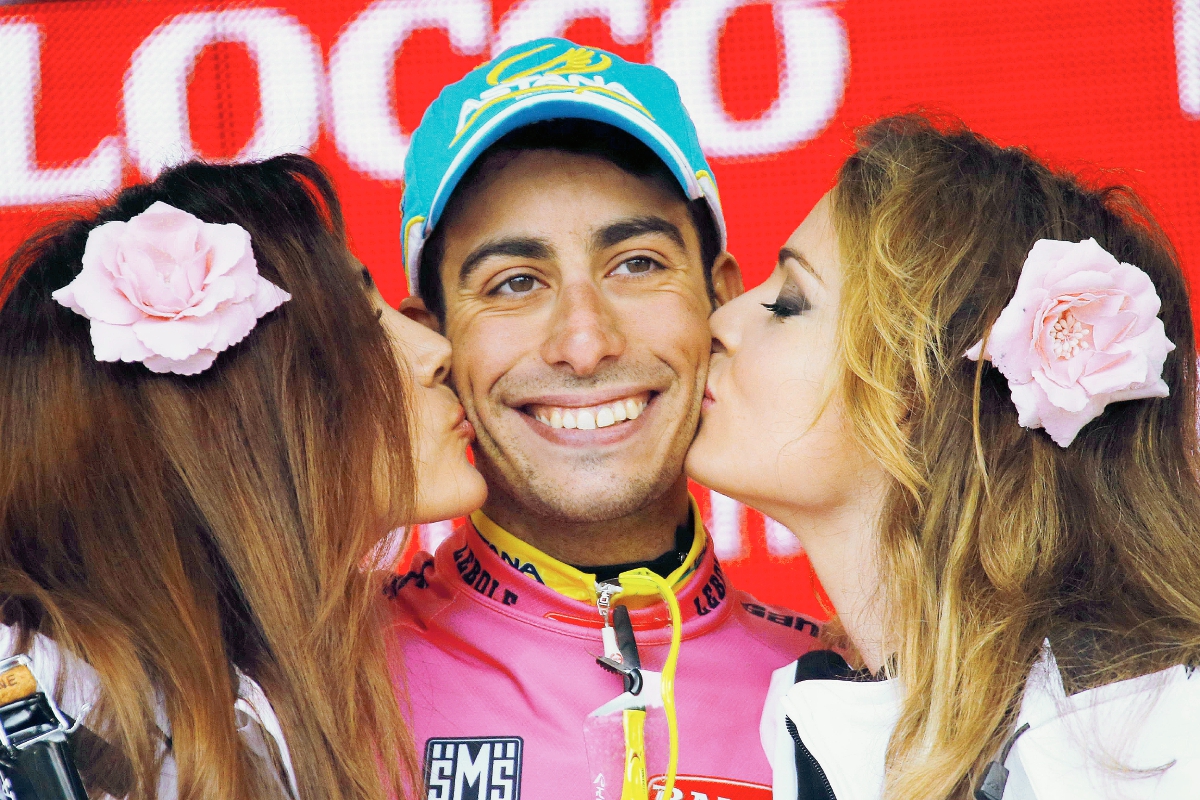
831, 115, 1200, 799
0, 156, 418, 799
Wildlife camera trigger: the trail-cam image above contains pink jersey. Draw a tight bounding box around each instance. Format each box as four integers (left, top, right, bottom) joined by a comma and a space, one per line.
385, 502, 822, 800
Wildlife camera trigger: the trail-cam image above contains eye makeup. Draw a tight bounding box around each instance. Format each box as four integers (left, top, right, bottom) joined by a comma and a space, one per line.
761, 277, 811, 319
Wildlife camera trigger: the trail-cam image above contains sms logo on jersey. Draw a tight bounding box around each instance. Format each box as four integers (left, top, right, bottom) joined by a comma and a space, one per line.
424, 737, 523, 800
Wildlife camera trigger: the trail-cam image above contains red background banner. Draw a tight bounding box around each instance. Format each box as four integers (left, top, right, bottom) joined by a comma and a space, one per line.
3, 0, 1197, 617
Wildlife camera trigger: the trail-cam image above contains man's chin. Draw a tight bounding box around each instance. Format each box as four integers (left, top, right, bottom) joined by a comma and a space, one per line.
488, 470, 676, 524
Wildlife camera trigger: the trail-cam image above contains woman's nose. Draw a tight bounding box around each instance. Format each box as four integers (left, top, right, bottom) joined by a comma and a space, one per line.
708, 295, 741, 356
396, 310, 452, 387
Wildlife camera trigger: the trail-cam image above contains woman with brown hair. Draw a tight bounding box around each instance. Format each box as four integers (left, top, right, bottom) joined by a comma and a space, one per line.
687, 115, 1200, 799
0, 155, 486, 799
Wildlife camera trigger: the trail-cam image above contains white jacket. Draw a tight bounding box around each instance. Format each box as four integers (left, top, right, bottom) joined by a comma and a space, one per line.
0, 625, 298, 800
763, 644, 1200, 799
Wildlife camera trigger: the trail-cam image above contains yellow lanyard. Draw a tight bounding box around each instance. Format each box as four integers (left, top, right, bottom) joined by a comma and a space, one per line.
610, 568, 681, 800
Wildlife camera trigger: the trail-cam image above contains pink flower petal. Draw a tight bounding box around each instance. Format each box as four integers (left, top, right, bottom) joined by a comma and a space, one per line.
53, 202, 291, 377
987, 295, 1044, 383
89, 320, 153, 363
52, 268, 144, 326
143, 349, 219, 376
1007, 381, 1047, 431
1109, 268, 1161, 333
1077, 351, 1144, 396
1032, 369, 1091, 413
1045, 270, 1115, 297
250, 277, 290, 317
204, 301, 259, 353
1014, 240, 1074, 292
1037, 395, 1105, 447
81, 220, 126, 275
1103, 376, 1172, 405
1088, 311, 1137, 351
968, 237, 1176, 448
201, 223, 254, 282
128, 202, 202, 264
132, 315, 221, 360
182, 275, 238, 318
1069, 292, 1123, 322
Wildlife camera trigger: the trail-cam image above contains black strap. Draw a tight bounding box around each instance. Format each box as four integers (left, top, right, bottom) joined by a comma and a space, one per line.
573, 509, 695, 582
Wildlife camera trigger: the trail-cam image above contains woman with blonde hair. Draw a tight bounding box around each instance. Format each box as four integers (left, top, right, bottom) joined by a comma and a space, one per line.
0, 155, 486, 799
687, 115, 1200, 799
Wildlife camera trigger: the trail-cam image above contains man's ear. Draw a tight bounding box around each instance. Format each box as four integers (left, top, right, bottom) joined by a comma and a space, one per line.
400, 295, 442, 333
710, 251, 744, 307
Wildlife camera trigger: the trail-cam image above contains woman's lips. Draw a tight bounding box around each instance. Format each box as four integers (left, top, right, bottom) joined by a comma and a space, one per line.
701, 385, 715, 412
449, 403, 474, 441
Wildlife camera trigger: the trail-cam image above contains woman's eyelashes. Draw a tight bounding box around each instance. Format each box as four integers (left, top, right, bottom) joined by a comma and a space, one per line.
361, 267, 374, 288
761, 281, 811, 319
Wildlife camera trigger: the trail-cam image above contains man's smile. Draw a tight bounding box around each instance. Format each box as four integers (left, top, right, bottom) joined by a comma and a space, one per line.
525, 391, 652, 429
497, 388, 663, 447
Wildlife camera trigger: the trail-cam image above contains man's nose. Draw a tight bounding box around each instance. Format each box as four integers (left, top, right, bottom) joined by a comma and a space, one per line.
540, 282, 626, 376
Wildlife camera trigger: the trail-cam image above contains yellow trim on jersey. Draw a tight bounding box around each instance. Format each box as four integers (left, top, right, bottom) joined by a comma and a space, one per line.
469, 494, 708, 605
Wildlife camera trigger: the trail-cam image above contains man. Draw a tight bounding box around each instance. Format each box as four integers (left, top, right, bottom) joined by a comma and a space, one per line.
390, 38, 821, 799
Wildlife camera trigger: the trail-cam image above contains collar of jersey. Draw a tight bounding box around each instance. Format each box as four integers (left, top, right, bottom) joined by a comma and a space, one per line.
469, 494, 708, 604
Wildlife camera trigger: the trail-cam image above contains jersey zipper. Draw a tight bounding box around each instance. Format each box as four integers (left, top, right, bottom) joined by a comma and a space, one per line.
595, 581, 623, 662
785, 715, 837, 800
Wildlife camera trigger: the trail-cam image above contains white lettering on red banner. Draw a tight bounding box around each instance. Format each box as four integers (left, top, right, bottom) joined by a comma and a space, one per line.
125, 9, 322, 177
0, 22, 122, 205
329, 0, 489, 181
653, 0, 847, 157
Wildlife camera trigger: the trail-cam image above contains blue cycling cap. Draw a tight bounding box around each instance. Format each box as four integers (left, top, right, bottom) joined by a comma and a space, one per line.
400, 37, 725, 295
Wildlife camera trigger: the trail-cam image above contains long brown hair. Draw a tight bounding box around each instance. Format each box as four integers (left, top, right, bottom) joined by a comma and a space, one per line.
831, 115, 1200, 798
0, 156, 418, 799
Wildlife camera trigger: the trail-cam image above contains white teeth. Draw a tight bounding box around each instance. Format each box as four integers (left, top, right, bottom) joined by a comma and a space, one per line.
530, 397, 648, 429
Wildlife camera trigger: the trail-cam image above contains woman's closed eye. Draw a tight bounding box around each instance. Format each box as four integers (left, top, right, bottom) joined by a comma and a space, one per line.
762, 281, 811, 319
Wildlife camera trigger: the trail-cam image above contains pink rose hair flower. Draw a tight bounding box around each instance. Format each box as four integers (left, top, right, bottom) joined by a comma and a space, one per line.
966, 238, 1175, 447
52, 201, 291, 375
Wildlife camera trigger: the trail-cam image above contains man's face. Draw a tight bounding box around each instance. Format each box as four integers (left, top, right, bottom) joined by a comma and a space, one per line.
438, 149, 714, 523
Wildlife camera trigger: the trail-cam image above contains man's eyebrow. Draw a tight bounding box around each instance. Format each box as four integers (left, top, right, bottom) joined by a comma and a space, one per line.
592, 216, 686, 253
458, 237, 553, 286
779, 247, 823, 284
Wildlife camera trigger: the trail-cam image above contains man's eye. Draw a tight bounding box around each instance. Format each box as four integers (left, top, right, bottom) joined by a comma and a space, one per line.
610, 257, 661, 276
493, 274, 541, 295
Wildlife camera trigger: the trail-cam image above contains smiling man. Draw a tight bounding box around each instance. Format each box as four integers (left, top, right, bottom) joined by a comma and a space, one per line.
388, 39, 822, 799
